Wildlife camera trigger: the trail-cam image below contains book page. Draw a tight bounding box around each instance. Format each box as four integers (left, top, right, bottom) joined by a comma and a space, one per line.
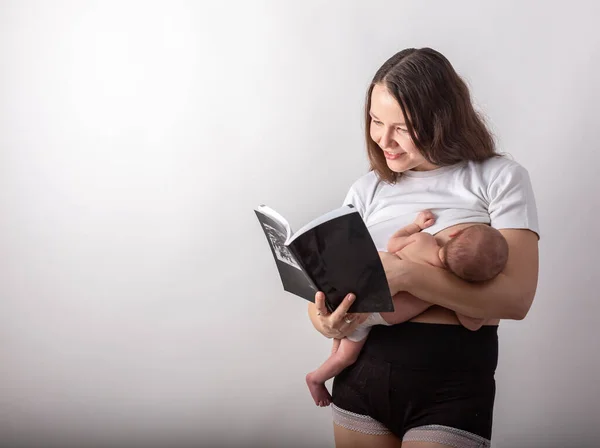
288, 205, 356, 244
260, 223, 302, 270
255, 205, 293, 241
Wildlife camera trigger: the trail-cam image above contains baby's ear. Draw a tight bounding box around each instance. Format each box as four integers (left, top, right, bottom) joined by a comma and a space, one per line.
439, 246, 447, 267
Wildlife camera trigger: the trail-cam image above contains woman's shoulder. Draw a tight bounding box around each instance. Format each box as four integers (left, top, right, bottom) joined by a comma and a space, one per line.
343, 170, 382, 215
345, 170, 383, 201
463, 155, 531, 186
348, 170, 380, 191
467, 154, 527, 174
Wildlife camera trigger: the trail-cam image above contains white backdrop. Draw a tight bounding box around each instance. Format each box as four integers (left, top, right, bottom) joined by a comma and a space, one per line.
1, 1, 599, 447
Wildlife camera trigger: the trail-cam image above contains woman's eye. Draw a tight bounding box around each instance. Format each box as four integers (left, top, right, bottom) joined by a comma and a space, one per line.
373, 120, 383, 126
397, 127, 408, 133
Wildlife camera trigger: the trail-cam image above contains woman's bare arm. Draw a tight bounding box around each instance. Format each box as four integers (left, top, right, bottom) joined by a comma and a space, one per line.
382, 229, 539, 320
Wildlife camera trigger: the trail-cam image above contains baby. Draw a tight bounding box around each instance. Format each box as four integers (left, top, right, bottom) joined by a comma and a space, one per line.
306, 211, 509, 406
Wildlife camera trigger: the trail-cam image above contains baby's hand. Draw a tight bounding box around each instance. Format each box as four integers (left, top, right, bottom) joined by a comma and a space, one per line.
415, 210, 435, 230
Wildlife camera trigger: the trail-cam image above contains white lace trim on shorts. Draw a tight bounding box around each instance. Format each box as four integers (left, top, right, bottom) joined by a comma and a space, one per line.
331, 404, 391, 436
332, 405, 491, 447
403, 424, 491, 447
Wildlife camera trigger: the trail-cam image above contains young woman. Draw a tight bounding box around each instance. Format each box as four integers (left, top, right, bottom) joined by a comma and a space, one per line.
308, 47, 539, 448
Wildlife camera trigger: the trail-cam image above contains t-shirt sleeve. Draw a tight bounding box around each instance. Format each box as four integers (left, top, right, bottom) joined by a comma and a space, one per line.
342, 185, 366, 218
487, 162, 540, 239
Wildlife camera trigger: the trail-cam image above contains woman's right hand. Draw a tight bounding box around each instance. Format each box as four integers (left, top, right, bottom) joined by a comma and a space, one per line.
308, 291, 368, 339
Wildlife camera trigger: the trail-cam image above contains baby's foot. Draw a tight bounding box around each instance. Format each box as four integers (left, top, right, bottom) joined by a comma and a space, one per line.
306, 372, 332, 407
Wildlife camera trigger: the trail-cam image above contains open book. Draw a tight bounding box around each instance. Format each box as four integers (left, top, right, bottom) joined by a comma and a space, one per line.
255, 204, 393, 313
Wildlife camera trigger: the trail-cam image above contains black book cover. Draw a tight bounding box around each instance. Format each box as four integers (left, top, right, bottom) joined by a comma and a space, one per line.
255, 205, 393, 313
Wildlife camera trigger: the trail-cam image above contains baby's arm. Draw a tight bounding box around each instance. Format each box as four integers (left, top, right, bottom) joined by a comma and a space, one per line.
380, 291, 433, 324
382, 211, 437, 323
383, 297, 488, 330
387, 210, 435, 253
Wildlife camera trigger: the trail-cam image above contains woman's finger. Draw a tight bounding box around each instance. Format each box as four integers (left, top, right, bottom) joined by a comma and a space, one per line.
331, 293, 356, 323
314, 291, 329, 316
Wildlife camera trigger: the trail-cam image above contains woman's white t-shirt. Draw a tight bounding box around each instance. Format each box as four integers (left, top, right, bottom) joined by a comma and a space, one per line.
343, 156, 539, 251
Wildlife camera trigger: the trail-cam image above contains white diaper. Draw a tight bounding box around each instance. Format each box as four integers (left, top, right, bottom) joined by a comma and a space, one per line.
346, 312, 391, 342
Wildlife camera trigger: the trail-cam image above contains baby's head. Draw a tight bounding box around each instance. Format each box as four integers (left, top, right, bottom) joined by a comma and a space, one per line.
440, 225, 508, 282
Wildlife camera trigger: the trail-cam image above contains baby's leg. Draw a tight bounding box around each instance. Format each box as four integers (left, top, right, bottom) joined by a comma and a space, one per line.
380, 291, 433, 325
456, 314, 486, 331
306, 337, 366, 407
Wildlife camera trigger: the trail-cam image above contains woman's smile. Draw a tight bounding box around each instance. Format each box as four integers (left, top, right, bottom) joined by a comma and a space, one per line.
383, 151, 405, 160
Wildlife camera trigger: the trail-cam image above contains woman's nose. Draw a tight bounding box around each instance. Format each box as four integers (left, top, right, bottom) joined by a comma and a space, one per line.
380, 128, 396, 149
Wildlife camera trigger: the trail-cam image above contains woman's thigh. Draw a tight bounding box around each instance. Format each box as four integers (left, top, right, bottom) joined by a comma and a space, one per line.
402, 425, 491, 448
334, 423, 489, 448
333, 423, 403, 448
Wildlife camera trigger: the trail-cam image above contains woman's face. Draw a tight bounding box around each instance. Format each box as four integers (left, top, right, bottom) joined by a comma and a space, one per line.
369, 83, 438, 172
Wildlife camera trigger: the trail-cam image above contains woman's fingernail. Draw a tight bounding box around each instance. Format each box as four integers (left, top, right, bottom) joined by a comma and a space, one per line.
348, 294, 355, 302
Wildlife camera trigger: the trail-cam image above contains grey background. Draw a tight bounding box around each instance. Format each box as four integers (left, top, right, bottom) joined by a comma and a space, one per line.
1, 1, 598, 447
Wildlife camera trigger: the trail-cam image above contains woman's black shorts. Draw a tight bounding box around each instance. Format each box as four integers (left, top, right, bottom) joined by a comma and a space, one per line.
332, 322, 498, 441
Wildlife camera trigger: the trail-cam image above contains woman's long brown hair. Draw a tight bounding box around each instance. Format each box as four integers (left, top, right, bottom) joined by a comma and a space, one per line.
365, 48, 498, 183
